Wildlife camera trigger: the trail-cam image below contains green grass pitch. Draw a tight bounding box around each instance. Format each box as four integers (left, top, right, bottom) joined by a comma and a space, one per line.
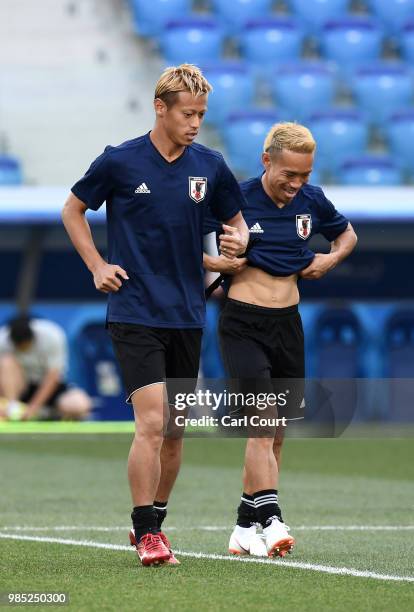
0, 430, 413, 611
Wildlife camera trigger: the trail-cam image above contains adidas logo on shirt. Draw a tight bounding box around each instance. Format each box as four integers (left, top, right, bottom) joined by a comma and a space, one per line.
249, 222, 264, 234
135, 182, 151, 194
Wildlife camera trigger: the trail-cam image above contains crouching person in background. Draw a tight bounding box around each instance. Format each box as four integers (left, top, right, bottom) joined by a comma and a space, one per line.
0, 315, 91, 421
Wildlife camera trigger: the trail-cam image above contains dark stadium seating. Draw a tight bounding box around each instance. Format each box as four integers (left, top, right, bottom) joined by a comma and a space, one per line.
320, 17, 384, 67
385, 109, 414, 170
385, 310, 414, 421
287, 0, 350, 32
386, 311, 414, 377
160, 17, 224, 64
129, 0, 192, 36
367, 0, 414, 34
338, 156, 403, 186
201, 63, 255, 126
0, 155, 23, 185
307, 109, 369, 172
209, 0, 273, 32
271, 62, 336, 121
239, 18, 305, 67
313, 308, 363, 378
223, 109, 282, 175
350, 63, 413, 125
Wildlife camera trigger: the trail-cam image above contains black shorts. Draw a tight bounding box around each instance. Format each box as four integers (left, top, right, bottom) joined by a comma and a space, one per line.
20, 382, 68, 407
107, 323, 202, 404
218, 298, 305, 422
20, 382, 68, 420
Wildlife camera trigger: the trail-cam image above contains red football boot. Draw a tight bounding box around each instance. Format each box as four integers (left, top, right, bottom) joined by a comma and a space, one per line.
159, 531, 180, 565
129, 529, 171, 567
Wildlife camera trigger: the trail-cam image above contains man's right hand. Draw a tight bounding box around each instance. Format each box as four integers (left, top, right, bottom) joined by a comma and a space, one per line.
92, 262, 129, 293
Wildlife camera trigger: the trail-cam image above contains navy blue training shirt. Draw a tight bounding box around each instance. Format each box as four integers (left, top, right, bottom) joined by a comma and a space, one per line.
204, 176, 349, 276
71, 132, 244, 327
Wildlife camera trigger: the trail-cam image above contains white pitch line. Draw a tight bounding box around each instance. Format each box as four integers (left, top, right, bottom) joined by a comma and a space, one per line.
1, 525, 414, 532
0, 532, 413, 583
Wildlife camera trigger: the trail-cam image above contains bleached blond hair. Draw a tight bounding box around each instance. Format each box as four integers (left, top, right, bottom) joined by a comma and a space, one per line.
154, 64, 212, 107
264, 122, 316, 156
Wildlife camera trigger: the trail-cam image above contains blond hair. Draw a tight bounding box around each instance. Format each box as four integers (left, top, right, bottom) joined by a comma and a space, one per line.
264, 122, 316, 155
154, 64, 212, 107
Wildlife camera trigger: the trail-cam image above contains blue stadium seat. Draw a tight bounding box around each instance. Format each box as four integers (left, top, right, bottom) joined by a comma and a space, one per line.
366, 0, 414, 35
385, 310, 414, 421
401, 20, 414, 62
339, 156, 403, 185
287, 0, 350, 32
160, 17, 224, 64
350, 63, 412, 125
223, 109, 282, 176
210, 0, 273, 32
385, 109, 414, 170
0, 155, 23, 185
129, 0, 191, 37
320, 18, 384, 67
386, 311, 414, 377
239, 18, 304, 68
69, 317, 130, 421
271, 62, 336, 120
201, 63, 255, 126
308, 109, 369, 172
314, 308, 363, 378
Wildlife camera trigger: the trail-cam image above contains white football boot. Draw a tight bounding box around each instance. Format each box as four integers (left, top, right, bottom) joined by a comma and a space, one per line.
228, 525, 268, 557
263, 517, 295, 558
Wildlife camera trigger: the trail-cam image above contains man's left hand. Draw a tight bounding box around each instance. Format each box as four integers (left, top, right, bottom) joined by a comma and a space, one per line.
299, 253, 339, 280
219, 224, 247, 258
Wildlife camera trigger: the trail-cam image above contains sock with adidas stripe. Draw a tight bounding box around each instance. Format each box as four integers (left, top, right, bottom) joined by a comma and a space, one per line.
236, 492, 258, 527
253, 489, 282, 528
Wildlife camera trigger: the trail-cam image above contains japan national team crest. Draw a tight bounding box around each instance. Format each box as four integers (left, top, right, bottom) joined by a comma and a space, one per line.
189, 177, 207, 203
296, 214, 312, 240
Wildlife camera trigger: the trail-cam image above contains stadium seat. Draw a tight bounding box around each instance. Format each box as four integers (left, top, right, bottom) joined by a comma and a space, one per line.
314, 308, 363, 378
385, 310, 414, 421
339, 156, 403, 185
0, 155, 23, 185
128, 0, 192, 37
350, 63, 413, 125
69, 319, 130, 421
209, 0, 273, 32
366, 0, 414, 35
400, 20, 414, 62
320, 18, 384, 67
385, 109, 414, 170
287, 0, 350, 32
201, 63, 255, 126
223, 109, 282, 176
308, 109, 369, 172
239, 18, 304, 68
160, 17, 224, 64
271, 62, 336, 120
386, 310, 414, 377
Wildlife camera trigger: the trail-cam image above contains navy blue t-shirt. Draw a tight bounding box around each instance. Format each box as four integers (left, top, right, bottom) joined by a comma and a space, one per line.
204, 176, 349, 276
71, 132, 244, 327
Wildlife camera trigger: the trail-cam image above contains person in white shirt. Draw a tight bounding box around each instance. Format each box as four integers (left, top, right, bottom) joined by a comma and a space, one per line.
0, 316, 91, 420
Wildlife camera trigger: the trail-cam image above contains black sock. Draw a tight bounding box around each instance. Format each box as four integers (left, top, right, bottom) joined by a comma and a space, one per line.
253, 489, 282, 528
237, 492, 258, 528
131, 505, 159, 540
153, 500, 168, 530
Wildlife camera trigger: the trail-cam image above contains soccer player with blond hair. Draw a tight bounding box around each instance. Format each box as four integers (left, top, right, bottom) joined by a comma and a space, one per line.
204, 122, 357, 557
62, 64, 249, 566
